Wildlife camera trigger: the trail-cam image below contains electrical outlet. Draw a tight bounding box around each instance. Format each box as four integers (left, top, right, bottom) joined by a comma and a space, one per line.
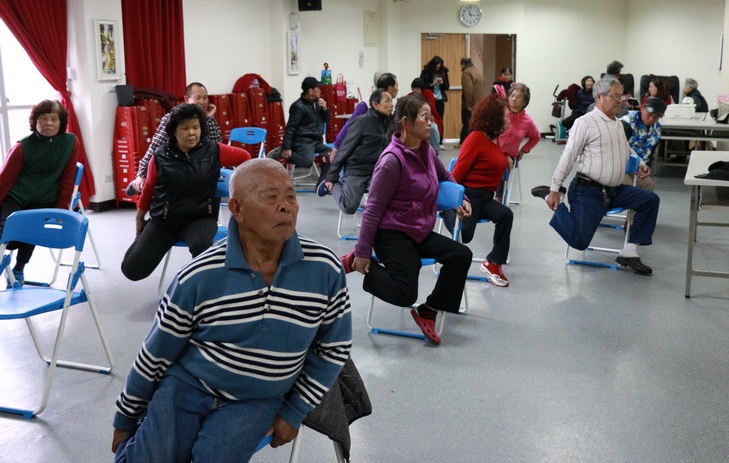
104, 174, 113, 183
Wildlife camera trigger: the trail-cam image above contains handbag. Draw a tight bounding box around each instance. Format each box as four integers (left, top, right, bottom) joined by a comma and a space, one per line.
335, 74, 346, 103
716, 101, 729, 123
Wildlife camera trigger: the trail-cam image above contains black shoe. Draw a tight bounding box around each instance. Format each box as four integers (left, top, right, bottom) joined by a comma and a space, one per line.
316, 181, 330, 197
615, 256, 652, 275
531, 185, 566, 199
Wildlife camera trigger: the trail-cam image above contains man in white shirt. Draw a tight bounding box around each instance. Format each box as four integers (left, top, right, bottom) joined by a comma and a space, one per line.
531, 77, 660, 275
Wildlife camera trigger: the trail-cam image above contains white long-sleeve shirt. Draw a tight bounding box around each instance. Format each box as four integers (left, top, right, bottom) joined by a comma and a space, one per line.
550, 108, 630, 190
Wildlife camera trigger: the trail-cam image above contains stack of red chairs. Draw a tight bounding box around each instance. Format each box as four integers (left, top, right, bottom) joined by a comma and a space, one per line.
208, 94, 235, 142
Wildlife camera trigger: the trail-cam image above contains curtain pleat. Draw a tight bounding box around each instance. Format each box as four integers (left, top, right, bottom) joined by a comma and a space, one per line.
122, 0, 186, 96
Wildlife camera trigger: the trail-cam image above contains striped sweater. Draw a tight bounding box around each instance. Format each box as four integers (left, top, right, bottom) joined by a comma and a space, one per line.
114, 221, 352, 431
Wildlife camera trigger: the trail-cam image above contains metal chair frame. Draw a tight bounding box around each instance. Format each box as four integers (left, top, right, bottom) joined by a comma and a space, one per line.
566, 154, 641, 269
0, 209, 114, 419
157, 169, 234, 296
366, 181, 465, 340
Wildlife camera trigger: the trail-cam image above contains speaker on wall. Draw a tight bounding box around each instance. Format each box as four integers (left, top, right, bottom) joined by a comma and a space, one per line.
298, 0, 322, 11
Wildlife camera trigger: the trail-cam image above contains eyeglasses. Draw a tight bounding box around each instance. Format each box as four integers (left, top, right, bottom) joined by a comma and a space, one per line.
604, 93, 626, 102
416, 113, 435, 122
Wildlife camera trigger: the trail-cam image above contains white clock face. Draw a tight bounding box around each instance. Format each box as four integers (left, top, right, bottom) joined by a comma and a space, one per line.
459, 4, 482, 27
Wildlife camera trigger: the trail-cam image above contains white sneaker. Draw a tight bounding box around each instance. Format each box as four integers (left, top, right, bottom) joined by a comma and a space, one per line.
479, 260, 509, 287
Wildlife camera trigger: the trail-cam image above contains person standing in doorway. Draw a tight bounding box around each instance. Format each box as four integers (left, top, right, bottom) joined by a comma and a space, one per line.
420, 56, 450, 148
457, 57, 486, 148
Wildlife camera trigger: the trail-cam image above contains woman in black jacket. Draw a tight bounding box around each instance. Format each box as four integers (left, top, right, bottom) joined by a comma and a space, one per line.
121, 104, 250, 281
419, 56, 449, 145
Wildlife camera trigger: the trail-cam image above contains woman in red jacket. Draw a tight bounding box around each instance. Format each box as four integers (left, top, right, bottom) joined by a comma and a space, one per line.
443, 95, 513, 287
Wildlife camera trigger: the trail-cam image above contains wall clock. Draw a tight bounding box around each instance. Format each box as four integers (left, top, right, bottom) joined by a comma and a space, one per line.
459, 4, 482, 27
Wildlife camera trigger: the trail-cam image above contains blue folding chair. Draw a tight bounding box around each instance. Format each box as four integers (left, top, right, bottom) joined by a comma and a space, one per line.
25, 162, 101, 287
365, 181, 465, 340
157, 169, 234, 296
566, 154, 641, 269
228, 127, 267, 158
0, 209, 114, 419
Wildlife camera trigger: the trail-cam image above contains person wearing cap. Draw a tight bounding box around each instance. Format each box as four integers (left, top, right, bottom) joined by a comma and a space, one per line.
620, 96, 666, 192
268, 76, 331, 183
530, 77, 660, 275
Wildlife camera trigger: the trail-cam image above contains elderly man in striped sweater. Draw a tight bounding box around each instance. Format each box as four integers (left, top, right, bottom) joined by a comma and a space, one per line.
112, 158, 352, 462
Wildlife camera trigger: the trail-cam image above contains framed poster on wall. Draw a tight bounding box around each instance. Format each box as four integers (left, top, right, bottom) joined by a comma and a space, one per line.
288, 31, 300, 75
95, 19, 119, 81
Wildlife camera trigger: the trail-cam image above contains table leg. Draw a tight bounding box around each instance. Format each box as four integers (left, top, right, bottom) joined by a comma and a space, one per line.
685, 185, 699, 298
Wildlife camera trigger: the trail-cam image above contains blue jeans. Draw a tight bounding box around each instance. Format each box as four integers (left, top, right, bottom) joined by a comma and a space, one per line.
115, 375, 285, 463
550, 178, 660, 251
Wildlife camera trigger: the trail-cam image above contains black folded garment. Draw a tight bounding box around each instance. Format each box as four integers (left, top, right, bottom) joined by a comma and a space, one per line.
695, 160, 729, 181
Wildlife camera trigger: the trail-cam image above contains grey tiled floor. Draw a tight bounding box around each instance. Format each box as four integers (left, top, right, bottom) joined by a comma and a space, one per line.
1, 140, 728, 463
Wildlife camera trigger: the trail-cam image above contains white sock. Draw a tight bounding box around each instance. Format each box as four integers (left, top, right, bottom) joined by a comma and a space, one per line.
619, 242, 639, 258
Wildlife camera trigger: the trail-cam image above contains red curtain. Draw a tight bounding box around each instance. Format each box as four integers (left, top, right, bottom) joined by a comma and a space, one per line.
0, 0, 95, 204
122, 0, 186, 96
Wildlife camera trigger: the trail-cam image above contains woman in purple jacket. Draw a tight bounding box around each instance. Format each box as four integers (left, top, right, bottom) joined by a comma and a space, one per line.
340, 95, 472, 345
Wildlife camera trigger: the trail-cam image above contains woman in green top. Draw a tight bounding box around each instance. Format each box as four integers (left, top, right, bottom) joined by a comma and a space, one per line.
0, 100, 79, 286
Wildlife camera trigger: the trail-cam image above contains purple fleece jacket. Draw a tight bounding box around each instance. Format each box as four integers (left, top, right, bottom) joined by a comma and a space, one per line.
354, 133, 456, 258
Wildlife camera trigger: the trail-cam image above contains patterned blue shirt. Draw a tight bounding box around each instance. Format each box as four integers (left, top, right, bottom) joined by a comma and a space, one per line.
620, 110, 661, 163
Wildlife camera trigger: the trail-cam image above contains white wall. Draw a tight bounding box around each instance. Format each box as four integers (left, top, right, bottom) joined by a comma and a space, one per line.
68, 0, 729, 205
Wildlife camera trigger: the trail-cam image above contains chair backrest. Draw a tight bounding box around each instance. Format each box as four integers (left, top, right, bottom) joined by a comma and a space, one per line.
68, 162, 84, 210
625, 153, 641, 175
0, 209, 88, 251
436, 181, 464, 211
216, 168, 234, 198
228, 127, 267, 158
639, 74, 680, 104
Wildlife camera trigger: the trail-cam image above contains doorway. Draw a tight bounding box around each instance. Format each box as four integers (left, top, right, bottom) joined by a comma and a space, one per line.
420, 33, 515, 142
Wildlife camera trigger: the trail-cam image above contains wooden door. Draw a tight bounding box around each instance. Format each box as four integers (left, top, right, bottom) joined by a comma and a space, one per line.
420, 34, 467, 141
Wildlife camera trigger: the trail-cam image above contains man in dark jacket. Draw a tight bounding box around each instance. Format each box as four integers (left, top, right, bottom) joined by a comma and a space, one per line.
683, 78, 709, 113
269, 77, 331, 170
317, 89, 393, 214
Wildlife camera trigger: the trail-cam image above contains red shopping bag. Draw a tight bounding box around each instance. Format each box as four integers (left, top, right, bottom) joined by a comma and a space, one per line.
335, 74, 347, 103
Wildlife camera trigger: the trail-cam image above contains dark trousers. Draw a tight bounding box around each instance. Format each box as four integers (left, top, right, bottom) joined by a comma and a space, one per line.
550, 178, 660, 250
435, 100, 445, 143
1, 198, 51, 270
289, 137, 332, 169
459, 108, 472, 144
443, 187, 513, 265
121, 217, 218, 281
363, 229, 472, 314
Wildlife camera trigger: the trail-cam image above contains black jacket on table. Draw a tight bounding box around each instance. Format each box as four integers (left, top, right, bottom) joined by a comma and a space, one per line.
282, 96, 330, 150
326, 107, 391, 183
149, 140, 221, 225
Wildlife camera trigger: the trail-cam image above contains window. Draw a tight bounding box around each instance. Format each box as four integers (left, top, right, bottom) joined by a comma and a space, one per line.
0, 20, 57, 162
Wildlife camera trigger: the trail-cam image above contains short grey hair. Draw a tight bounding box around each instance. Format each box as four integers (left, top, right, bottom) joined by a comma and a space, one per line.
593, 77, 622, 98
229, 158, 288, 199
684, 78, 698, 90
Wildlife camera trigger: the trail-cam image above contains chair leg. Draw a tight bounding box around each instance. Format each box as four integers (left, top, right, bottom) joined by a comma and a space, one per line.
508, 162, 522, 205
288, 425, 304, 463
337, 210, 359, 241
157, 249, 173, 297
367, 293, 447, 340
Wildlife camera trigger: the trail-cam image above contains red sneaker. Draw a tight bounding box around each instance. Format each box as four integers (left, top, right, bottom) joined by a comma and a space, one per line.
339, 251, 355, 274
479, 261, 509, 287
410, 305, 441, 345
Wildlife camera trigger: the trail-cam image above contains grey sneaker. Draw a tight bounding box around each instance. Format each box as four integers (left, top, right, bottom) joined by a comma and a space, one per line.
267, 147, 283, 159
